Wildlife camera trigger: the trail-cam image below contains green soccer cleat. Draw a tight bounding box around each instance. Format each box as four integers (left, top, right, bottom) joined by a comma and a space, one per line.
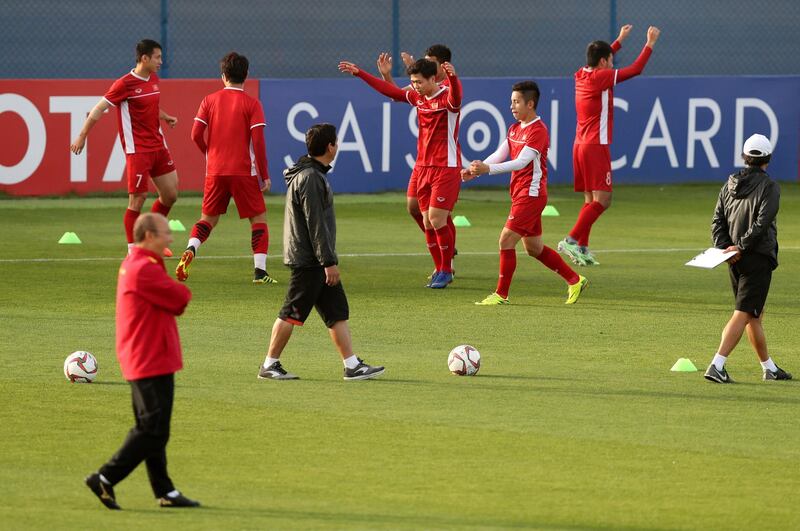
175, 248, 194, 282
253, 268, 277, 284
580, 248, 600, 266
565, 275, 588, 304
475, 293, 510, 305
557, 238, 587, 266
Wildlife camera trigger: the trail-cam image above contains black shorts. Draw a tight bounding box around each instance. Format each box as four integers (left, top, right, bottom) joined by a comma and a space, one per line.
278, 267, 349, 328
729, 254, 772, 317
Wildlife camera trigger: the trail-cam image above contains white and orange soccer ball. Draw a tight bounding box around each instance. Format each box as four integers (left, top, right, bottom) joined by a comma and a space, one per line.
447, 345, 481, 376
64, 351, 98, 383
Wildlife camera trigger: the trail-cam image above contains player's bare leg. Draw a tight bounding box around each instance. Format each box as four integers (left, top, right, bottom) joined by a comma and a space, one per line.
407, 196, 425, 232
427, 207, 455, 288
249, 212, 275, 284
329, 320, 385, 381
745, 312, 769, 363
258, 318, 299, 380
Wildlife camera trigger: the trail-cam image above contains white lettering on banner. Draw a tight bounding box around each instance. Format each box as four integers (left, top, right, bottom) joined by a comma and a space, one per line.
687, 98, 721, 168
549, 99, 558, 170
102, 141, 126, 182
284, 102, 319, 167
633, 98, 678, 169
459, 100, 507, 168
611, 98, 628, 170
0, 94, 46, 185
331, 102, 372, 172
734, 98, 779, 167
405, 108, 418, 170
49, 96, 103, 182
381, 102, 391, 172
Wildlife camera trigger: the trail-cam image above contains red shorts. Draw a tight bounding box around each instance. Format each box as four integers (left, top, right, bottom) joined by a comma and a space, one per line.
416, 166, 461, 212
573, 143, 612, 192
125, 149, 176, 194
505, 196, 547, 237
202, 174, 266, 219
407, 167, 419, 198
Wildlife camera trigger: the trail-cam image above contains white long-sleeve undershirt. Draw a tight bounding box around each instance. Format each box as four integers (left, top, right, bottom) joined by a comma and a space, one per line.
485, 143, 539, 175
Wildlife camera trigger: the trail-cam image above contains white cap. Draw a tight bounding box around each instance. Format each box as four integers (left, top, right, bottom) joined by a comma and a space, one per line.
742, 134, 772, 157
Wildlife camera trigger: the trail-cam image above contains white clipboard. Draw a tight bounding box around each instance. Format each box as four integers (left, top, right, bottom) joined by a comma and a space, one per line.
685, 247, 738, 269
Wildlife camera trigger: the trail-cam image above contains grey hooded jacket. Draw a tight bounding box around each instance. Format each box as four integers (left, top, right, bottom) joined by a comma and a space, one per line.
282, 156, 338, 268
711, 166, 779, 268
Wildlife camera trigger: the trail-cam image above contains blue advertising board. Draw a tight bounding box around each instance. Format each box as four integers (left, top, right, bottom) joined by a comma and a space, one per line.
261, 76, 800, 193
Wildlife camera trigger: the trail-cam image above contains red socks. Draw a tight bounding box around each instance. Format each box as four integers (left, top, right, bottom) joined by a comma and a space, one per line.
191, 220, 213, 243
123, 209, 139, 244
569, 201, 605, 247
425, 229, 442, 271
251, 223, 269, 254
496, 249, 517, 298
536, 246, 580, 285
435, 225, 454, 273
447, 215, 456, 249
150, 199, 171, 217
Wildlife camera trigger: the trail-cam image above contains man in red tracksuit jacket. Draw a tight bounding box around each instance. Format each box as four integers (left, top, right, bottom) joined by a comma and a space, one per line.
85, 213, 200, 510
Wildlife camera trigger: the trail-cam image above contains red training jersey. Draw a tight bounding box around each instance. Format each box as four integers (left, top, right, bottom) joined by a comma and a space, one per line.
507, 117, 549, 200
116, 247, 191, 381
104, 70, 167, 154
194, 87, 267, 176
405, 85, 461, 167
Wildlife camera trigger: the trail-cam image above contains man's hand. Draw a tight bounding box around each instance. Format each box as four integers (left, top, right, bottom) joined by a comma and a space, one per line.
376, 53, 392, 77
646, 26, 661, 47
441, 62, 456, 77
338, 61, 360, 75
469, 160, 490, 176
400, 52, 415, 67
617, 24, 633, 42
460, 168, 477, 182
162, 114, 178, 128
324, 264, 341, 286
724, 245, 742, 264
70, 134, 87, 155
260, 178, 271, 192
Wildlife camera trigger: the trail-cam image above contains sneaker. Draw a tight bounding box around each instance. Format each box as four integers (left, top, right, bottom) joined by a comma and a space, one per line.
704, 364, 734, 383
580, 248, 600, 266
426, 270, 441, 287
343, 358, 385, 381
159, 492, 201, 508
85, 473, 121, 510
557, 238, 586, 266
257, 361, 299, 380
475, 292, 510, 305
565, 275, 589, 305
430, 271, 454, 289
175, 248, 195, 282
764, 366, 793, 381
253, 268, 277, 284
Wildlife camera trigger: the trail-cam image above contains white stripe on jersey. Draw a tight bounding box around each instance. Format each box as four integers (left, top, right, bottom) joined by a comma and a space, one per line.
194, 117, 208, 125
528, 148, 543, 197
249, 138, 257, 176
120, 101, 135, 154
447, 110, 458, 167
159, 126, 168, 149
599, 89, 609, 145
127, 91, 160, 101
250, 122, 266, 129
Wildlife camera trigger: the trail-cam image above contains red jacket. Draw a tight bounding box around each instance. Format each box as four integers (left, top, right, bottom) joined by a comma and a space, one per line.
115, 247, 191, 380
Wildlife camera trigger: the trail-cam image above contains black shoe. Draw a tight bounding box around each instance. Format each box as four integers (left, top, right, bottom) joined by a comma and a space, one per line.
343, 358, 385, 381
159, 492, 201, 508
253, 268, 277, 284
258, 361, 299, 380
764, 366, 792, 381
704, 364, 733, 384
85, 473, 121, 510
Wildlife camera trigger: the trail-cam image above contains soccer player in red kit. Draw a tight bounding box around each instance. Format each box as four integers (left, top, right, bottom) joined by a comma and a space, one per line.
463, 81, 588, 305
71, 39, 180, 254
376, 44, 459, 276
558, 25, 661, 266
175, 52, 274, 284
339, 57, 461, 289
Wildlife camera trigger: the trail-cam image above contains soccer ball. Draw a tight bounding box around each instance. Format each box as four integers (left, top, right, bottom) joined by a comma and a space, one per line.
64, 351, 98, 383
447, 345, 481, 376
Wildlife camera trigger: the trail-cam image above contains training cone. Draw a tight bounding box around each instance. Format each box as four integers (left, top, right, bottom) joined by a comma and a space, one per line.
58, 232, 82, 244
168, 219, 186, 232
542, 205, 560, 216
453, 215, 471, 227
670, 358, 698, 372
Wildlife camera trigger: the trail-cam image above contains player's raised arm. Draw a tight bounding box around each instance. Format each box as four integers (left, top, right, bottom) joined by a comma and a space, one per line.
377, 52, 395, 83
70, 98, 111, 154
612, 24, 633, 52
442, 62, 462, 109
339, 60, 409, 103
616, 26, 660, 83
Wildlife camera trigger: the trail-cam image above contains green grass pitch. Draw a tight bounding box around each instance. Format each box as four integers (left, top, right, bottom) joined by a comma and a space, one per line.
1, 184, 798, 530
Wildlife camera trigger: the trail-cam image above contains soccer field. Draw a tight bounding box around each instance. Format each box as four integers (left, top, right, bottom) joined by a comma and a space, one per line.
1, 184, 798, 530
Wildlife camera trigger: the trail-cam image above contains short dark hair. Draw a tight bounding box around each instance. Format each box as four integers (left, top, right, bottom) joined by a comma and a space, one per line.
220, 52, 249, 83
406, 58, 438, 78
512, 81, 540, 109
425, 44, 452, 64
306, 123, 337, 157
743, 154, 771, 167
136, 39, 162, 63
586, 40, 614, 67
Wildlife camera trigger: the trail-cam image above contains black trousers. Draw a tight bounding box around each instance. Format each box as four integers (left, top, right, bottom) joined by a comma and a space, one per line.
99, 373, 175, 497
